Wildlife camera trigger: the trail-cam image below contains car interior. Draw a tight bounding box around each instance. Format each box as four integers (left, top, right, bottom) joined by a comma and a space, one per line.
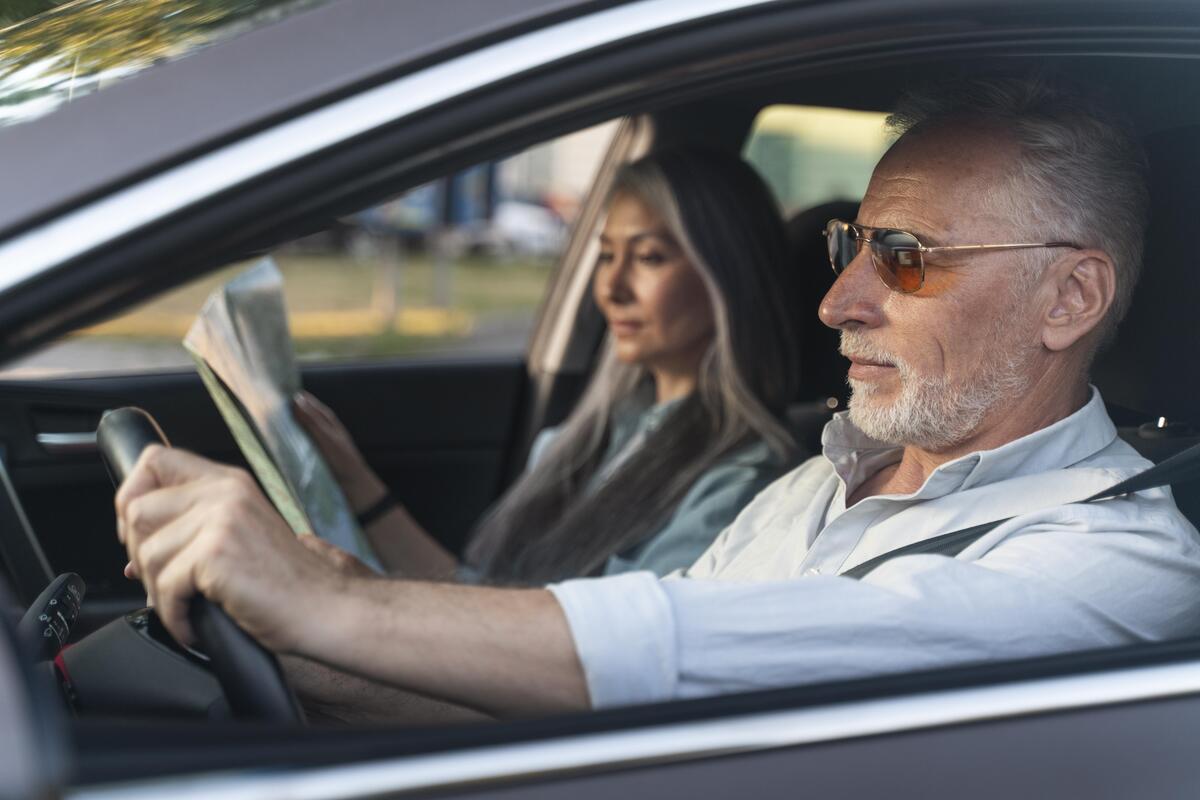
4, 13, 1200, 788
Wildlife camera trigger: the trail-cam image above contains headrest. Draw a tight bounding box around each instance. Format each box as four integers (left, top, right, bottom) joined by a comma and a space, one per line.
787, 200, 859, 404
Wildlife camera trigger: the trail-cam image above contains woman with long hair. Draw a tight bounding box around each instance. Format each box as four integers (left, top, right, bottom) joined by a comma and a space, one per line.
295, 147, 802, 584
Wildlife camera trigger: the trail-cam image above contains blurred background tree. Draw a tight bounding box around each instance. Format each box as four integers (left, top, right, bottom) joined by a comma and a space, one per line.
0, 1, 60, 28
0, 0, 311, 119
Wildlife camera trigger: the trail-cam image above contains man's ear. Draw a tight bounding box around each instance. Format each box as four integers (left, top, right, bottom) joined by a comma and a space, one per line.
1041, 250, 1116, 352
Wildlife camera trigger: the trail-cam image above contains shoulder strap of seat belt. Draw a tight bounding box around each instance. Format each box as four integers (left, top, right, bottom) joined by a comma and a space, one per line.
840, 439, 1200, 581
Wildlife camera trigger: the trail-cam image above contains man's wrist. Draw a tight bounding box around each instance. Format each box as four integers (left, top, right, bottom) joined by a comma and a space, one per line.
288, 572, 373, 660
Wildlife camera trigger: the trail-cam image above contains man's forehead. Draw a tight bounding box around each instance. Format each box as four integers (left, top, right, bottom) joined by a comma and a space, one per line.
858, 122, 1021, 240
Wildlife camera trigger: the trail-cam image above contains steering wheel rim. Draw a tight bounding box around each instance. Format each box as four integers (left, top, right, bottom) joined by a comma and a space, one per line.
98, 407, 304, 724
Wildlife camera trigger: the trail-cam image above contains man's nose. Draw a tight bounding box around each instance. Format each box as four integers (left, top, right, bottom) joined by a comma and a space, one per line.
818, 247, 887, 330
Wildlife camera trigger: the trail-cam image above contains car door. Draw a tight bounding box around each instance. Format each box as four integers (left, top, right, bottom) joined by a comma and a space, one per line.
0, 359, 527, 623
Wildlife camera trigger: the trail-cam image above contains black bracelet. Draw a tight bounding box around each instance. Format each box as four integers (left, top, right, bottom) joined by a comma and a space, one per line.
356, 492, 398, 528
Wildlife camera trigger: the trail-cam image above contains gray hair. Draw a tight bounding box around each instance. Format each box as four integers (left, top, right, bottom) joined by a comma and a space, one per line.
886, 75, 1149, 344
465, 148, 800, 584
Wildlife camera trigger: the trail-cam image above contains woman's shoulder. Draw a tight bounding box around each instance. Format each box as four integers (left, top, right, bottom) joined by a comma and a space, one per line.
689, 435, 797, 496
525, 425, 564, 471
601, 436, 798, 578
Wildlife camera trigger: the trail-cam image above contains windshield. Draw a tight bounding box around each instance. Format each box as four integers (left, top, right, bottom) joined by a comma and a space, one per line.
0, 0, 329, 127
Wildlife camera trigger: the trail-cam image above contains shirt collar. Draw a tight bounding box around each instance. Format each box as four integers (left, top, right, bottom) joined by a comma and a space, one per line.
820, 385, 1117, 501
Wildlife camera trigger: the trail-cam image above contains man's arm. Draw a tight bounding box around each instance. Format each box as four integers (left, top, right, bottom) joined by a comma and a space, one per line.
299, 579, 588, 717
116, 446, 590, 719
281, 656, 494, 725
552, 496, 1200, 708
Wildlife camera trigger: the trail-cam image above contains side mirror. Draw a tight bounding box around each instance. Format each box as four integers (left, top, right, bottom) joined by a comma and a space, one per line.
0, 577, 68, 800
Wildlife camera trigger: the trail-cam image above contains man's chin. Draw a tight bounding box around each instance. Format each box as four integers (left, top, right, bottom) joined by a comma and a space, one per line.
845, 382, 947, 449
847, 389, 900, 439
847, 378, 896, 404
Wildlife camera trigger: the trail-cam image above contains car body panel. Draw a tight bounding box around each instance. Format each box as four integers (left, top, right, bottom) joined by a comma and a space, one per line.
0, 0, 614, 238
4, 0, 1200, 797
0, 356, 528, 626
63, 646, 1200, 798
0, 582, 65, 800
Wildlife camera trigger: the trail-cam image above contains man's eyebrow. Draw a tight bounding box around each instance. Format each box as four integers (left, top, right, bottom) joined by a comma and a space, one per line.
910, 228, 946, 247
856, 219, 946, 248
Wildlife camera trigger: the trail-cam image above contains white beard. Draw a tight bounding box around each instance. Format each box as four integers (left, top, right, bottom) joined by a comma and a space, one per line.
840, 325, 1034, 452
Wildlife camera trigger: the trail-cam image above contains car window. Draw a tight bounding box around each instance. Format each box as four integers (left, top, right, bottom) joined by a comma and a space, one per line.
742, 104, 891, 215
0, 121, 618, 377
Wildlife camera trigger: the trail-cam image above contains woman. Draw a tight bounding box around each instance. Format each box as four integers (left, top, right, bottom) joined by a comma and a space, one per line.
296, 147, 802, 584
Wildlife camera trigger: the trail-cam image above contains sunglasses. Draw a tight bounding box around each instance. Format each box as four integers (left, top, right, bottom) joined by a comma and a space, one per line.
824, 219, 1080, 293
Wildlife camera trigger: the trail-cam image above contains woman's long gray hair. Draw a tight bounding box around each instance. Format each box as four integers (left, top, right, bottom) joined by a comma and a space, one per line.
465, 147, 801, 583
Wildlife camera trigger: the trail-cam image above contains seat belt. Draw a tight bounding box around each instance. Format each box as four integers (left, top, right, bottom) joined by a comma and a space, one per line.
841, 439, 1200, 580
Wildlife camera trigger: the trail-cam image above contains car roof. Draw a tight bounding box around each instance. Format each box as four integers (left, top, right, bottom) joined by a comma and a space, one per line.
0, 0, 615, 239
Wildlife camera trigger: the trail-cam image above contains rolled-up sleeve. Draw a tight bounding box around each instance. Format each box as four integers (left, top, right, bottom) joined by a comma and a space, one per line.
548, 572, 677, 707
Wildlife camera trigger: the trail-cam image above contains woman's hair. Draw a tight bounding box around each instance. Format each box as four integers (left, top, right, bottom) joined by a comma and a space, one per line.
465, 147, 801, 583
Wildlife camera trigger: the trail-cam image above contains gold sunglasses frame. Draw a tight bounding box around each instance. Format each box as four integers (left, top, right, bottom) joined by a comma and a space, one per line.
825, 219, 1081, 293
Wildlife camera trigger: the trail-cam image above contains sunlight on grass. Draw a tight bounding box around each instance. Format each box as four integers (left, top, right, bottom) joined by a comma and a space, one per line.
73, 251, 556, 361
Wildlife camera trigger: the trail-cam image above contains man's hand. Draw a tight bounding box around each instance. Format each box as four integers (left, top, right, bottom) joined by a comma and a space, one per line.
114, 444, 591, 718
116, 445, 346, 651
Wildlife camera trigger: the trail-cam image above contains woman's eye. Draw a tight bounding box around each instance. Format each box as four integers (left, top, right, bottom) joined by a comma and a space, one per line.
596, 252, 614, 265
637, 251, 666, 266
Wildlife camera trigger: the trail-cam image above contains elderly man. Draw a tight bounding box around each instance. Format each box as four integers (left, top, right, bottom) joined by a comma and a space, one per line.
116, 76, 1200, 718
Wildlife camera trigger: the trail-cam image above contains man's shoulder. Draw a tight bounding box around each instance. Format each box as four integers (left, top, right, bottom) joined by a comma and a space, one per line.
1074, 429, 1155, 473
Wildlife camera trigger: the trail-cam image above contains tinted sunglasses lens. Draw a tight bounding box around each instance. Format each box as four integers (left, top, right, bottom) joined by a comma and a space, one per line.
825, 221, 857, 273
871, 230, 924, 292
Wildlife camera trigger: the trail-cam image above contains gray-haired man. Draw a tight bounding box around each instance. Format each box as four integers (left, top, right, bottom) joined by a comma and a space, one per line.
116, 77, 1200, 717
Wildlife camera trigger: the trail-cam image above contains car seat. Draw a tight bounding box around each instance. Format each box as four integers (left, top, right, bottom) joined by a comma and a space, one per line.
1092, 125, 1200, 529
784, 199, 858, 453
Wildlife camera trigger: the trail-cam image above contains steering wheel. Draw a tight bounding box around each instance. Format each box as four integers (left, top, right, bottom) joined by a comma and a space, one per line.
97, 407, 304, 724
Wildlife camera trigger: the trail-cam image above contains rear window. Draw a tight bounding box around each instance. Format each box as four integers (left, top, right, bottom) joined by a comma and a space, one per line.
743, 104, 891, 215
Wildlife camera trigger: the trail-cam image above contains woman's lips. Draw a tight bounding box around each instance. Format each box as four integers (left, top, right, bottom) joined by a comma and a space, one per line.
609, 320, 644, 337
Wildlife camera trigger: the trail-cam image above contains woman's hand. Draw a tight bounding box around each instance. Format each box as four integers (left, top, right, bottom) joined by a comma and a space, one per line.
116, 445, 347, 652
297, 534, 377, 580
294, 390, 459, 579
293, 391, 388, 513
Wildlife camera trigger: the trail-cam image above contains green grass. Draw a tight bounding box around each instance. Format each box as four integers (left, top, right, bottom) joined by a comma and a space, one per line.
292, 332, 462, 360
95, 251, 555, 346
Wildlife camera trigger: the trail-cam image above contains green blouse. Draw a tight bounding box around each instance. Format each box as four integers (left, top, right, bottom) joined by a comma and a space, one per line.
528, 397, 790, 577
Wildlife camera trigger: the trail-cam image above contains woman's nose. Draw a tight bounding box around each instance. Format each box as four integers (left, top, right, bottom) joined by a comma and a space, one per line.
818, 247, 886, 330
599, 258, 634, 304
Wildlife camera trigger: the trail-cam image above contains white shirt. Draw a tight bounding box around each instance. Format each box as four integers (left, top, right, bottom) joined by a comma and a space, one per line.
548, 388, 1200, 708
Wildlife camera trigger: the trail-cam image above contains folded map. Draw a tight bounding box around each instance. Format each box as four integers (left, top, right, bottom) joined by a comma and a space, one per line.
183, 258, 381, 571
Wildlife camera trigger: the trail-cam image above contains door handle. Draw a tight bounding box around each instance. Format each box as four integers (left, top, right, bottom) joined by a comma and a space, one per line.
36, 431, 98, 454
